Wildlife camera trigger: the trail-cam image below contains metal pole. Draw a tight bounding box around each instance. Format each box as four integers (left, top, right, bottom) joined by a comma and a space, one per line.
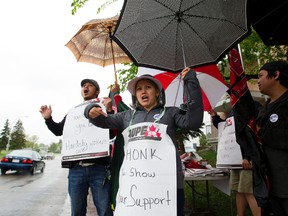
109, 26, 118, 83
6, 137, 11, 152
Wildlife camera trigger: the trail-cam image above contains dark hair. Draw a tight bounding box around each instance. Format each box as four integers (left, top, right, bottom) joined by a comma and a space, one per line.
260, 61, 288, 88
80, 79, 100, 91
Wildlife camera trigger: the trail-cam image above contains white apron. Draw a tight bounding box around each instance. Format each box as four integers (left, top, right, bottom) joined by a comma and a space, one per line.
114, 121, 177, 216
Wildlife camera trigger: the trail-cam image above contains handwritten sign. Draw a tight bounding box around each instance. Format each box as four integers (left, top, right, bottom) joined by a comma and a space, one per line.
216, 116, 243, 169
62, 100, 110, 162
115, 122, 177, 216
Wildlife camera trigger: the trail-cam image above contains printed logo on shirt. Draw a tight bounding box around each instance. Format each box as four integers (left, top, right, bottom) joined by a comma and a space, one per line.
269, 113, 278, 123
226, 118, 233, 126
128, 124, 162, 142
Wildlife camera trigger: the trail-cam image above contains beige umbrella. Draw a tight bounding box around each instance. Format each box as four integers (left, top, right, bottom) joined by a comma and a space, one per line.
65, 15, 131, 82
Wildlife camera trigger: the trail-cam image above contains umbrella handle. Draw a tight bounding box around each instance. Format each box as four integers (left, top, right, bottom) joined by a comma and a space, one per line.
109, 26, 118, 83
179, 26, 187, 68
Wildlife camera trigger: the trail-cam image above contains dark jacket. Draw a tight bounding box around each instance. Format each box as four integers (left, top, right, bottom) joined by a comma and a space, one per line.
213, 101, 262, 161
256, 91, 288, 198
84, 71, 204, 189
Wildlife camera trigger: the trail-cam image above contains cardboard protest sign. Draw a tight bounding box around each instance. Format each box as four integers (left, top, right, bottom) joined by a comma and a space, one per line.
216, 116, 243, 169
62, 100, 110, 162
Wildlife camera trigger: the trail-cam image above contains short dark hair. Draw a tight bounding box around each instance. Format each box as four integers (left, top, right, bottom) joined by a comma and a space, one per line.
260, 61, 288, 88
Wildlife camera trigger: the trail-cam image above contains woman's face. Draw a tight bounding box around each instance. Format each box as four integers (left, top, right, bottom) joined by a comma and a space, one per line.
135, 79, 160, 111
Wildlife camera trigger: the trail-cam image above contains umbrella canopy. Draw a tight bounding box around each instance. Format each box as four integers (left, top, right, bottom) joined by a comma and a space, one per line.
137, 64, 228, 111
66, 15, 131, 81
249, 0, 288, 45
113, 0, 250, 72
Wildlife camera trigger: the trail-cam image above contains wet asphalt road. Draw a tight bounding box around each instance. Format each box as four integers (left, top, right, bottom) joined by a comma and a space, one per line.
0, 155, 69, 216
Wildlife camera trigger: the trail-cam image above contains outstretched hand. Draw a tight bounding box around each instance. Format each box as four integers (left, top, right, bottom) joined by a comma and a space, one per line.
39, 105, 52, 120
89, 106, 107, 119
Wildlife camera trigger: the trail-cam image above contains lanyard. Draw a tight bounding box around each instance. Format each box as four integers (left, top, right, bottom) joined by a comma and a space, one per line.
128, 107, 166, 127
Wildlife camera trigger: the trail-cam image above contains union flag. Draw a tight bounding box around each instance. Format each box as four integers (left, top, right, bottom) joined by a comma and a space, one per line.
229, 47, 269, 207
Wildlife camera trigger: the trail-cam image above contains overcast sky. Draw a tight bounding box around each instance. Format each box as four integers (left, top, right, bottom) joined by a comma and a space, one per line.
0, 0, 129, 145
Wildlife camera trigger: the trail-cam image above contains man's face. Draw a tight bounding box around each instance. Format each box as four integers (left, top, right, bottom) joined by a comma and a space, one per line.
81, 82, 99, 100
258, 69, 275, 96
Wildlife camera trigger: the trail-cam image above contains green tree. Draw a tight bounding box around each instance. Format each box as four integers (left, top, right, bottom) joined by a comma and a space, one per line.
218, 29, 288, 84
0, 119, 10, 152
48, 139, 62, 153
241, 29, 287, 74
25, 135, 40, 151
199, 133, 208, 147
176, 127, 203, 154
117, 63, 138, 90
10, 120, 26, 150
71, 0, 119, 15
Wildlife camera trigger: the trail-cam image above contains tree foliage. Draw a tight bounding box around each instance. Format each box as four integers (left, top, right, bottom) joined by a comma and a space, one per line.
10, 120, 26, 150
0, 120, 60, 152
176, 127, 203, 154
117, 63, 138, 91
71, 0, 120, 15
71, 0, 89, 15
0, 119, 10, 151
25, 135, 40, 151
199, 133, 208, 147
49, 139, 62, 153
218, 29, 288, 84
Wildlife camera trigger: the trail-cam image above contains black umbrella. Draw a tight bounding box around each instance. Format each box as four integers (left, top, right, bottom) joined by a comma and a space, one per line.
113, 0, 250, 72
248, 0, 288, 45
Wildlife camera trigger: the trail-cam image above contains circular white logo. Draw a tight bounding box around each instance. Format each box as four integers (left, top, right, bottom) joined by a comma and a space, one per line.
269, 113, 278, 123
153, 113, 161, 120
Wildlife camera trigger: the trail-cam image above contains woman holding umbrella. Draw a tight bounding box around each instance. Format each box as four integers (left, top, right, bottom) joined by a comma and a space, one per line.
84, 67, 203, 216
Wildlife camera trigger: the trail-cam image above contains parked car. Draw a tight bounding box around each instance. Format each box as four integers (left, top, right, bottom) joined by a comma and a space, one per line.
0, 149, 45, 175
44, 152, 55, 160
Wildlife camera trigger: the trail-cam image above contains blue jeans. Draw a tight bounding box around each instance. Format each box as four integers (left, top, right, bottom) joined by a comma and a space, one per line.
68, 164, 112, 216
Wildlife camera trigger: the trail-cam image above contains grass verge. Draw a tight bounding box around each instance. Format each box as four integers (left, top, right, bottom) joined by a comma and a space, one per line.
184, 148, 253, 216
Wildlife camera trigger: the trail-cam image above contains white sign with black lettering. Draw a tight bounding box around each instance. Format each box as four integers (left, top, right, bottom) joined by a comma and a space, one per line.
62, 99, 110, 161
115, 122, 177, 216
216, 116, 243, 169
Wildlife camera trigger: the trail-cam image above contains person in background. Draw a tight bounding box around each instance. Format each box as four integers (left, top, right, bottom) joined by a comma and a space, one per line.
39, 79, 113, 216
84, 68, 203, 216
256, 61, 288, 216
208, 107, 261, 216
